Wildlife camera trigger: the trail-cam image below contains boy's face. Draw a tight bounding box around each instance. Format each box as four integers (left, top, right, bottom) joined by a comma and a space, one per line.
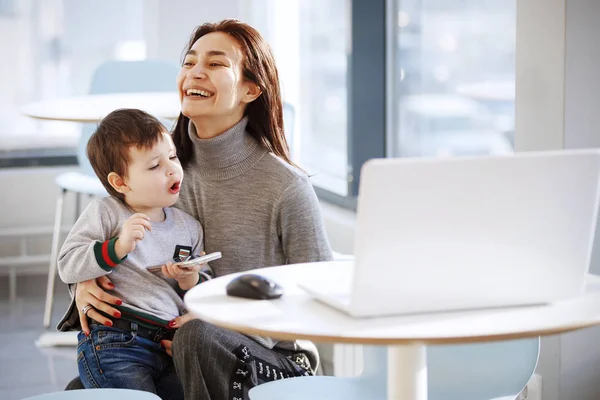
121, 133, 183, 210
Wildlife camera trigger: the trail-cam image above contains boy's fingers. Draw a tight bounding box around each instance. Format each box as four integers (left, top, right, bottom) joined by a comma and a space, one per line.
161, 264, 173, 278
131, 229, 145, 241
130, 213, 150, 220
131, 218, 152, 231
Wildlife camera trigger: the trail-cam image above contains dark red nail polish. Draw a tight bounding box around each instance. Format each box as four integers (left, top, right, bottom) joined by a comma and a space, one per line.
108, 283, 115, 288
113, 312, 121, 318
105, 321, 113, 327
168, 320, 177, 327
116, 300, 122, 305
84, 331, 90, 337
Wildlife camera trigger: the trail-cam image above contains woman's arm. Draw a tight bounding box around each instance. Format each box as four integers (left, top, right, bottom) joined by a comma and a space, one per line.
278, 175, 334, 264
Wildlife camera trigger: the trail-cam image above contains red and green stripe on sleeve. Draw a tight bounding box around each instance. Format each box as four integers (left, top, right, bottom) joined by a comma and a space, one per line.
93, 238, 126, 271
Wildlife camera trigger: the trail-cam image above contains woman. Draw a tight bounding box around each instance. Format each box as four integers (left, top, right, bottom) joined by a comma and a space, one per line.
61, 19, 333, 399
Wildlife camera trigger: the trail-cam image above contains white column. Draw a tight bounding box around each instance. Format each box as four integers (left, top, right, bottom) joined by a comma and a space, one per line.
514, 0, 566, 152
387, 344, 427, 400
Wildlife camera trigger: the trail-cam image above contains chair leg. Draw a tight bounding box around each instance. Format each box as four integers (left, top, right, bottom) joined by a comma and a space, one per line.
43, 189, 66, 328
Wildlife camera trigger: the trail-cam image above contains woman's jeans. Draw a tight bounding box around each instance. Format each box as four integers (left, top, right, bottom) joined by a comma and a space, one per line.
76, 324, 183, 400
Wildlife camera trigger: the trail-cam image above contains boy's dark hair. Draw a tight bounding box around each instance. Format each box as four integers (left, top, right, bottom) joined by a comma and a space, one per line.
87, 108, 167, 201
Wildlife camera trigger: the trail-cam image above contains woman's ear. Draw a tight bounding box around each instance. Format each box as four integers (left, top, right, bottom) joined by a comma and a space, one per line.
107, 172, 129, 194
242, 82, 262, 104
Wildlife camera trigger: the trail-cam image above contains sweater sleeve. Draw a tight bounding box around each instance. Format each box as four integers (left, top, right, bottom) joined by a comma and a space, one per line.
58, 199, 124, 283
278, 174, 334, 264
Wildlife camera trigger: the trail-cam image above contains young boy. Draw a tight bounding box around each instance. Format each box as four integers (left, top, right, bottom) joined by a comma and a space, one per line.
58, 108, 206, 397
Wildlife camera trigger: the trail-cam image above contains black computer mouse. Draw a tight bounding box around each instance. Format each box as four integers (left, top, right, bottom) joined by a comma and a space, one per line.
226, 273, 284, 300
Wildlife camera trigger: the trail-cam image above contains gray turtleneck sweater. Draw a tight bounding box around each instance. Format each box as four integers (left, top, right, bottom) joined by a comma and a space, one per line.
176, 117, 332, 276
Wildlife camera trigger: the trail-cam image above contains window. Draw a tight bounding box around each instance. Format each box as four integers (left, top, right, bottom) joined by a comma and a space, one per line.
245, 0, 350, 197
0, 0, 146, 166
392, 0, 516, 158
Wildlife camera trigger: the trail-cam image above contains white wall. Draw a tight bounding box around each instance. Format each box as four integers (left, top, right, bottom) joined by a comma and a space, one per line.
517, 0, 600, 399
560, 1, 600, 398
0, 167, 78, 272
143, 0, 242, 64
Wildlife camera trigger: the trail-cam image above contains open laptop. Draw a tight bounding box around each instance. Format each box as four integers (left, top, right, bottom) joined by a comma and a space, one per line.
300, 149, 600, 318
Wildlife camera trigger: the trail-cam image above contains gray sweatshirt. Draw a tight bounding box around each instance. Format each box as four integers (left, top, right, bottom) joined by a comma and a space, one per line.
58, 196, 203, 325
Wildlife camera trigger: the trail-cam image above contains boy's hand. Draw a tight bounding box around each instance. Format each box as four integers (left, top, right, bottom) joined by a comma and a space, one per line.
115, 213, 152, 259
161, 261, 203, 290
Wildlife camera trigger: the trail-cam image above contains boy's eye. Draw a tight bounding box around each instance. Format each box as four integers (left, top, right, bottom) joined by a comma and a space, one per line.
169, 155, 178, 160
149, 164, 159, 170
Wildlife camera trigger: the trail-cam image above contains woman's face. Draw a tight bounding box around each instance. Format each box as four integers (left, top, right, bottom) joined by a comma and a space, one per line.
177, 32, 256, 124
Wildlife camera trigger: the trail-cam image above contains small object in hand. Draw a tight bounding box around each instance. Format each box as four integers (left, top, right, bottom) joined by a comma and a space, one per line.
146, 252, 220, 275
226, 273, 284, 300
175, 252, 222, 269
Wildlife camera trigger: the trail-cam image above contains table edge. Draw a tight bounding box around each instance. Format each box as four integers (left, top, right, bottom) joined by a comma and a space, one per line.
190, 314, 597, 345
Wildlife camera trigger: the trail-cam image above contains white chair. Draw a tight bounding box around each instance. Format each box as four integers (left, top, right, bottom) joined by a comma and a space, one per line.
249, 338, 540, 400
43, 60, 179, 327
22, 388, 160, 400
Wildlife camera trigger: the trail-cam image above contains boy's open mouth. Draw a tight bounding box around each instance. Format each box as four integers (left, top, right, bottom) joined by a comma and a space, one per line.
169, 181, 181, 194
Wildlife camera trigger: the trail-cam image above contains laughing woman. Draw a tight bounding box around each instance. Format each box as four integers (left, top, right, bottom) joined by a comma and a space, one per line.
62, 19, 333, 399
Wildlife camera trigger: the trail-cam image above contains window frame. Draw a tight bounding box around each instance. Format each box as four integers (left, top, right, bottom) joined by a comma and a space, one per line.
316, 0, 389, 209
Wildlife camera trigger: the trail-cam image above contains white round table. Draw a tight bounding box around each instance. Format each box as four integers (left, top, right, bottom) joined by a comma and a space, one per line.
21, 92, 180, 123
185, 261, 600, 400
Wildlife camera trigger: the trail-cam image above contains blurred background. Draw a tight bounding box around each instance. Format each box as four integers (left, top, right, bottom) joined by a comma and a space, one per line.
0, 0, 515, 197
7, 1, 600, 399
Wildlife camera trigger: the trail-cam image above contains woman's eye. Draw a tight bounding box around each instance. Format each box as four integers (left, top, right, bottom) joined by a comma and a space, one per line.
183, 61, 194, 67
209, 62, 222, 67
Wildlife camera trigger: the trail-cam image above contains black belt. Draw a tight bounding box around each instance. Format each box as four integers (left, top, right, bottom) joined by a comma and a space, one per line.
91, 319, 175, 343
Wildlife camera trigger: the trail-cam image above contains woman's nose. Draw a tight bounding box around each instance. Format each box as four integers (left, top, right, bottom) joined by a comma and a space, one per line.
189, 63, 207, 79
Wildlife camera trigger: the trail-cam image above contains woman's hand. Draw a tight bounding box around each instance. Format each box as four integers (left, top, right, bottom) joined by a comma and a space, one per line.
161, 312, 198, 356
75, 276, 122, 336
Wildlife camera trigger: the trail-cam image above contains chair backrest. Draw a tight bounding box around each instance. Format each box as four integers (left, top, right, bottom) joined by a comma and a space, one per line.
78, 60, 179, 177
362, 337, 539, 400
22, 388, 160, 399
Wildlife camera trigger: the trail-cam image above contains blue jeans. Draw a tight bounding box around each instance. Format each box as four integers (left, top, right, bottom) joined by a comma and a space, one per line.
77, 324, 183, 400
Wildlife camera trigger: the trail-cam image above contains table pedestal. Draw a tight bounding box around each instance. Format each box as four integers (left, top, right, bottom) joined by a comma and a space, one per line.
388, 344, 427, 400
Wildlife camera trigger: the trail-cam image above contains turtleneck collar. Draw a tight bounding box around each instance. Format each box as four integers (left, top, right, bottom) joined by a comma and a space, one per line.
187, 117, 268, 181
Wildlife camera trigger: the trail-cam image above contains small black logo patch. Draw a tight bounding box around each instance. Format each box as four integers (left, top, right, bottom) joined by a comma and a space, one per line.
173, 245, 193, 262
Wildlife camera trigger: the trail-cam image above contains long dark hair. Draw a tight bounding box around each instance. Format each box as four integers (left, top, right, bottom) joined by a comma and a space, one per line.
172, 19, 296, 169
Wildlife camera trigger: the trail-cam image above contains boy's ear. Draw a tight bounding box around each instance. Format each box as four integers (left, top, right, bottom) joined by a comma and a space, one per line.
107, 172, 129, 194
242, 82, 262, 104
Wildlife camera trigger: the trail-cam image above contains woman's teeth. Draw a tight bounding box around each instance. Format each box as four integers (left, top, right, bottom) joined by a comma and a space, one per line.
186, 89, 213, 97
